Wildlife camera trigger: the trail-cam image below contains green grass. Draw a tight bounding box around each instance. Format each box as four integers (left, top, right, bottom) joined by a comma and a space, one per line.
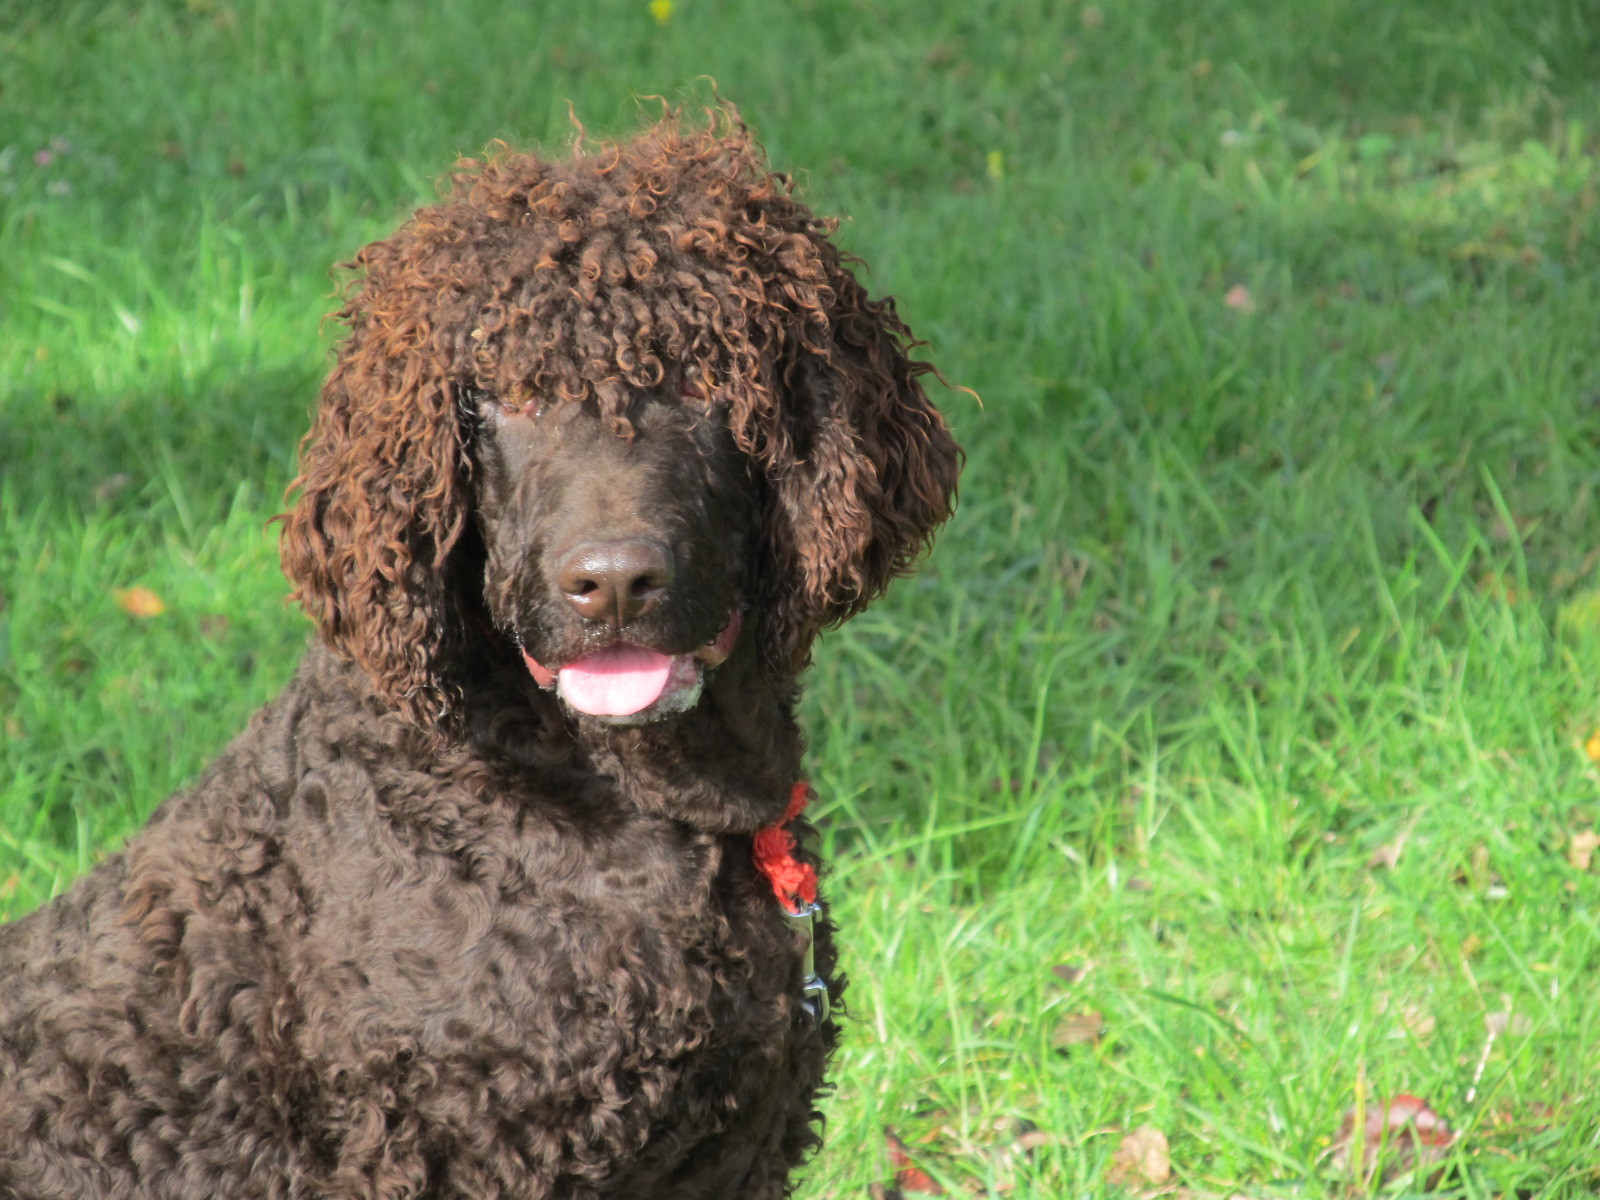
4, 0, 1600, 1193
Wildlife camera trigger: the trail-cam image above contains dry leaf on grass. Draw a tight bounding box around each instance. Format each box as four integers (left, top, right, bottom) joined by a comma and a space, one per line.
93, 473, 131, 503
872, 1115, 1049, 1196
1368, 835, 1406, 870
1568, 829, 1600, 871
1052, 1010, 1104, 1048
1330, 1094, 1454, 1185
1399, 1004, 1436, 1039
114, 586, 166, 618
1377, 994, 1436, 1040
1052, 961, 1092, 986
975, 1118, 1050, 1190
1014, 1128, 1053, 1152
1484, 1010, 1532, 1037
883, 1128, 942, 1195
1477, 571, 1520, 603
1107, 1124, 1171, 1186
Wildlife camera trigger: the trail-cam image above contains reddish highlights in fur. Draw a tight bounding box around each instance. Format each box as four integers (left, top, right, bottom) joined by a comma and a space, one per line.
278, 102, 961, 728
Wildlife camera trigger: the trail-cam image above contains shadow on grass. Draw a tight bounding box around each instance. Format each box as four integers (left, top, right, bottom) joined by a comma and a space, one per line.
0, 361, 319, 527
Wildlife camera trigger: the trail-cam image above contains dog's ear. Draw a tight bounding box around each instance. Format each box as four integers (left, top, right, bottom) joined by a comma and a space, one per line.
278, 316, 470, 727
766, 287, 962, 661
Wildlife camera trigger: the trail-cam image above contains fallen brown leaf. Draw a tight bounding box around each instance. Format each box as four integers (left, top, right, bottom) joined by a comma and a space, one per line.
1397, 1004, 1436, 1040
1484, 1010, 1532, 1037
1477, 572, 1520, 603
884, 1128, 942, 1195
1052, 961, 1092, 986
1331, 1093, 1454, 1185
1051, 1010, 1104, 1048
1107, 1124, 1171, 1186
1368, 835, 1406, 870
114, 586, 166, 618
981, 1118, 1049, 1189
93, 473, 131, 503
1568, 830, 1600, 871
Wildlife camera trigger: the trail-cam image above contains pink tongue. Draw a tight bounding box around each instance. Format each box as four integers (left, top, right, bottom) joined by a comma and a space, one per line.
558, 645, 676, 716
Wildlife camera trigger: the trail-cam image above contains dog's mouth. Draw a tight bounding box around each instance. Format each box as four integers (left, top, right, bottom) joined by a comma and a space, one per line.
521, 611, 742, 726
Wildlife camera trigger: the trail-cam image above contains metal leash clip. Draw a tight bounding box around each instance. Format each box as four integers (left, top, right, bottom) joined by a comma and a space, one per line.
781, 900, 830, 1027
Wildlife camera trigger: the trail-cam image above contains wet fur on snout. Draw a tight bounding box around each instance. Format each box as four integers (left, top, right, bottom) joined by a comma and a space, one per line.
0, 103, 960, 1198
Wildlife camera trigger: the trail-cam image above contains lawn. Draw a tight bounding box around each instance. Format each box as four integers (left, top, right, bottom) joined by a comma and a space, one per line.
4, 0, 1600, 1194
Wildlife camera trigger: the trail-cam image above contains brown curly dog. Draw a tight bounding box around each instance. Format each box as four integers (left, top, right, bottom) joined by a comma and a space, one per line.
0, 104, 960, 1199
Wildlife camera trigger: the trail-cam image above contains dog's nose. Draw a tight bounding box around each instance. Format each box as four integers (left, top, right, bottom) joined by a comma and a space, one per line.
555, 540, 675, 628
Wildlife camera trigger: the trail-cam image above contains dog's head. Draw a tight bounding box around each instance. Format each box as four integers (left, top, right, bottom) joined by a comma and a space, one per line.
279, 105, 961, 728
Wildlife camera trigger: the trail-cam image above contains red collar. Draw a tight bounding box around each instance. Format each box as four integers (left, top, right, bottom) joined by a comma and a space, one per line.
753, 782, 818, 915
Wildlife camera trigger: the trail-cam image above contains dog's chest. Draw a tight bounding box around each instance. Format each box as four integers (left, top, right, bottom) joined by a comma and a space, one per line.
294, 794, 815, 1135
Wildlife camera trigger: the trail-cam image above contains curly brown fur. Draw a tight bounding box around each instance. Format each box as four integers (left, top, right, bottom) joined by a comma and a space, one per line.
0, 104, 960, 1200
